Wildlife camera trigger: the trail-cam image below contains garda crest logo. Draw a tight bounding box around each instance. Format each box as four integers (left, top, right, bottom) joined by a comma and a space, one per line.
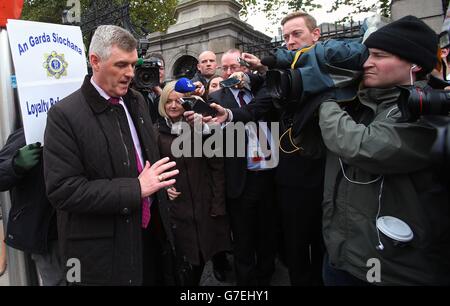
43, 51, 68, 79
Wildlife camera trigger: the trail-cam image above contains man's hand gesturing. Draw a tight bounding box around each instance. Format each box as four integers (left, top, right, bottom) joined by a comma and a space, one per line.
138, 157, 179, 198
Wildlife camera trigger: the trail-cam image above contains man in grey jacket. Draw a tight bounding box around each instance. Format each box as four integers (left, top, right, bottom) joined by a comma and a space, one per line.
318, 15, 450, 285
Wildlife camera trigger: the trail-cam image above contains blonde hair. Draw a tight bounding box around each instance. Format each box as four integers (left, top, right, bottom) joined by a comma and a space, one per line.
158, 81, 177, 119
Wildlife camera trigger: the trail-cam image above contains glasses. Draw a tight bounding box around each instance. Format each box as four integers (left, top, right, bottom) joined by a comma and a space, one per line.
221, 65, 240, 72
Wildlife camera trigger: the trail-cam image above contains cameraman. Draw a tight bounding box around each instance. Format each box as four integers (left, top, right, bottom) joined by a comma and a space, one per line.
142, 53, 166, 123
318, 16, 450, 285
211, 11, 325, 286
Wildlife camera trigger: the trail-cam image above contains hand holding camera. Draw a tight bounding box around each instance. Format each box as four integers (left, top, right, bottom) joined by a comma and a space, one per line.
180, 96, 218, 117
220, 72, 250, 90
240, 53, 266, 73
175, 78, 218, 117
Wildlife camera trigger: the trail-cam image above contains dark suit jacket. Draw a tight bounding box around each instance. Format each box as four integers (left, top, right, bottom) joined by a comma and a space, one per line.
208, 88, 248, 199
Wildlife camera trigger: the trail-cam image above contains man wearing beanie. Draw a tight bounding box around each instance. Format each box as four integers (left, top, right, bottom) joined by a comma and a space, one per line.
318, 15, 450, 285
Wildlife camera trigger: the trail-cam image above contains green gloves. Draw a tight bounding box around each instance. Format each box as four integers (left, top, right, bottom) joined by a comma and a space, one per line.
13, 142, 42, 173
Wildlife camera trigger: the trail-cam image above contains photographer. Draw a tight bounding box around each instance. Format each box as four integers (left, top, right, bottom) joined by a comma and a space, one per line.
211, 12, 326, 286
318, 16, 450, 285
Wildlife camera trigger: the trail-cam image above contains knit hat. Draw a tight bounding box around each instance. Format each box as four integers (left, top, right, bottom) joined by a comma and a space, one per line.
364, 15, 438, 74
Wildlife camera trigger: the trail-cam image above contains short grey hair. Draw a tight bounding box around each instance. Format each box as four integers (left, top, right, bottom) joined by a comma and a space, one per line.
223, 48, 241, 57
89, 25, 137, 61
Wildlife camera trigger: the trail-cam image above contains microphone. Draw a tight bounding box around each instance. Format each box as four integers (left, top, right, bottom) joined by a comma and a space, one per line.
175, 77, 197, 93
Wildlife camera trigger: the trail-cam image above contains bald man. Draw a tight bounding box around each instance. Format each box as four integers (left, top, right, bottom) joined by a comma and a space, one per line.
191, 51, 218, 86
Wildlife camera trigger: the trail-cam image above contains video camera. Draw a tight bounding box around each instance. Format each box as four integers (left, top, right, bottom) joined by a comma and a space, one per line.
262, 41, 367, 113
133, 57, 162, 91
262, 48, 303, 110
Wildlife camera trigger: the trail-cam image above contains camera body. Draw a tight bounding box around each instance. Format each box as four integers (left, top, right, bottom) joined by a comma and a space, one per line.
396, 84, 450, 170
266, 68, 303, 110
219, 77, 241, 88
397, 85, 450, 123
263, 41, 366, 113
133, 57, 162, 91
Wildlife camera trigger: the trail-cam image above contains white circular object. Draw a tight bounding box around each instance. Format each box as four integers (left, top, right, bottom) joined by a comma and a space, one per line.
376, 216, 414, 243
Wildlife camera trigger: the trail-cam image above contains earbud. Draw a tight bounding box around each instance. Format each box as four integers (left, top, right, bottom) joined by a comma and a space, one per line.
411, 64, 417, 69
376, 242, 384, 251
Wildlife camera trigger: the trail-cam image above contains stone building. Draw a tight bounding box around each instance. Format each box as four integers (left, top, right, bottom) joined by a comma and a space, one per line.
391, 0, 447, 33
146, 0, 271, 80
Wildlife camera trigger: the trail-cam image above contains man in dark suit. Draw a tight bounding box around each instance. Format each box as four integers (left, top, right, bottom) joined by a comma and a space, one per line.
44, 25, 179, 285
207, 49, 277, 286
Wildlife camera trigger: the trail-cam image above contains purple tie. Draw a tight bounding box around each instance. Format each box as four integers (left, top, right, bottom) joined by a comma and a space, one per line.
109, 97, 151, 228
237, 91, 246, 108
109, 97, 120, 105
135, 150, 151, 229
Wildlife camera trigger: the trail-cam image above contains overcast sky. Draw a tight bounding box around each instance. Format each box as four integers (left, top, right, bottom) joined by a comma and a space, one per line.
246, 0, 378, 37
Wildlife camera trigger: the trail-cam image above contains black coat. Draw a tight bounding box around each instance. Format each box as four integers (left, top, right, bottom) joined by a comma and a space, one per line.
0, 128, 57, 254
155, 118, 230, 266
208, 88, 248, 199
208, 78, 278, 198
43, 76, 174, 285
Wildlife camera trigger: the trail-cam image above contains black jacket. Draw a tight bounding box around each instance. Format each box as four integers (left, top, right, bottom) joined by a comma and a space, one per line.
208, 88, 248, 199
43, 76, 174, 285
155, 118, 230, 266
208, 82, 277, 198
190, 72, 208, 87
0, 128, 57, 254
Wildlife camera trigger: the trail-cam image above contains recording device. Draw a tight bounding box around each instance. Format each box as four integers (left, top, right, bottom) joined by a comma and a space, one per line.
180, 97, 217, 117
396, 85, 450, 171
133, 57, 161, 90
219, 77, 241, 88
396, 86, 450, 123
175, 77, 197, 93
266, 68, 303, 110
237, 57, 251, 68
262, 50, 308, 110
174, 78, 217, 117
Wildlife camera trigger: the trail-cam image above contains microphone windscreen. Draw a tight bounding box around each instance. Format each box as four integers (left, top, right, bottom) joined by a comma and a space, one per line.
136, 58, 144, 66
175, 77, 196, 93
